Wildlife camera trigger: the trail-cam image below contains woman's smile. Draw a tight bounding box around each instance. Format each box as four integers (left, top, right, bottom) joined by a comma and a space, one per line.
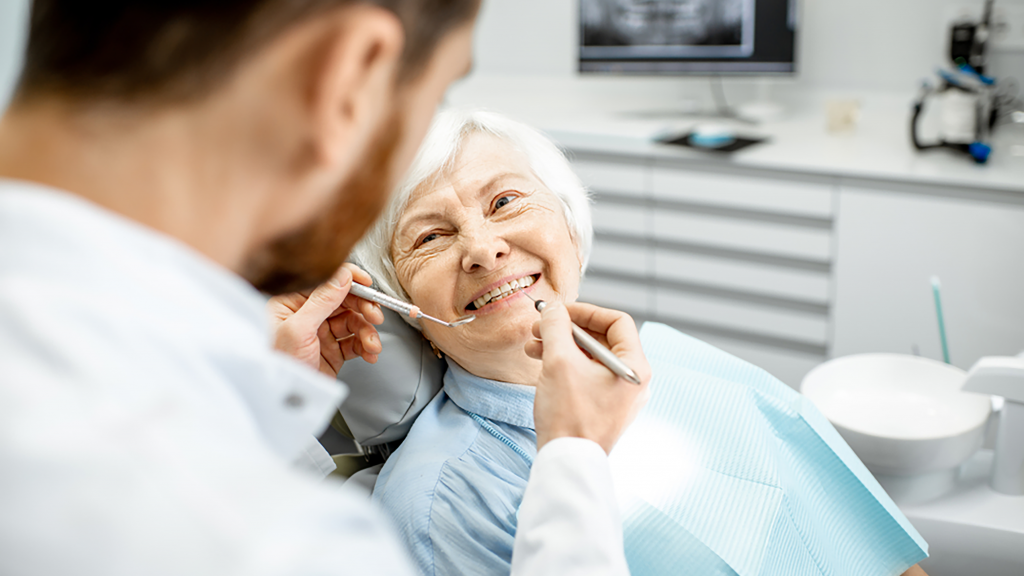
465, 273, 540, 313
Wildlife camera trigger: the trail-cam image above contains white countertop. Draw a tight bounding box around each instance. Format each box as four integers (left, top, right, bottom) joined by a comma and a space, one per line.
899, 450, 1024, 574
901, 450, 1024, 535
447, 75, 1024, 195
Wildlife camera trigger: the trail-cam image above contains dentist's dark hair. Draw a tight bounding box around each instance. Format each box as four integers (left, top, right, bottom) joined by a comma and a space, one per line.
15, 0, 478, 104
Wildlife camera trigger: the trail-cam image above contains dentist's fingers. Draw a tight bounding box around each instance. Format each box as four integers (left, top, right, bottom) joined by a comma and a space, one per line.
276, 264, 382, 326
529, 301, 652, 454
327, 310, 381, 362
268, 264, 382, 377
524, 330, 543, 359
534, 301, 580, 358
532, 303, 647, 372
341, 262, 384, 325
527, 303, 641, 365
344, 261, 373, 287
342, 293, 384, 325
319, 321, 344, 375
286, 266, 355, 337
269, 268, 354, 376
333, 335, 379, 366
565, 302, 650, 383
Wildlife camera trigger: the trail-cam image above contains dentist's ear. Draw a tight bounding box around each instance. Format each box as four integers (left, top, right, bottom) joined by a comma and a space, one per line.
301, 5, 404, 170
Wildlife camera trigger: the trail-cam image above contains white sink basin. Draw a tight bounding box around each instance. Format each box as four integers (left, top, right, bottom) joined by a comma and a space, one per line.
801, 354, 991, 477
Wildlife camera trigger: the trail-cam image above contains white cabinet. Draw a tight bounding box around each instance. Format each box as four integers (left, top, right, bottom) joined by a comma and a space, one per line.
573, 154, 835, 388
831, 186, 1024, 369
650, 168, 834, 218
651, 210, 832, 261
570, 151, 1024, 386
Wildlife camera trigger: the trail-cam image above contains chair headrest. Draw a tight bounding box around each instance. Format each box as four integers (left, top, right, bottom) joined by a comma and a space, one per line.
336, 307, 446, 446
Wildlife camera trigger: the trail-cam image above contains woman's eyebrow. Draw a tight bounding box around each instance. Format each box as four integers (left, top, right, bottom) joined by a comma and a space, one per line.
396, 172, 532, 233
473, 172, 530, 197
397, 211, 444, 236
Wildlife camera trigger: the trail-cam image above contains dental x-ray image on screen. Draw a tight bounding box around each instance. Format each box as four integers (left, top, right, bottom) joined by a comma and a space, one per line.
581, 0, 755, 59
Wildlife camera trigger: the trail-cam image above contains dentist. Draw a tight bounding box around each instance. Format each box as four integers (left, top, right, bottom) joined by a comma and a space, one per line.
0, 2, 648, 575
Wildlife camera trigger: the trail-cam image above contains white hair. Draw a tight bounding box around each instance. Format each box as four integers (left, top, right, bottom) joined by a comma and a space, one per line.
352, 108, 593, 329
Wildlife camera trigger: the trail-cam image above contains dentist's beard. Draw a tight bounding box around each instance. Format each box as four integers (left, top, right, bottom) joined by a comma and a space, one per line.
242, 113, 401, 295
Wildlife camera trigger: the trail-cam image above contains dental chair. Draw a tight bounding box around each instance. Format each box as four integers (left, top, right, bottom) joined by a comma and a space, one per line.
327, 307, 446, 492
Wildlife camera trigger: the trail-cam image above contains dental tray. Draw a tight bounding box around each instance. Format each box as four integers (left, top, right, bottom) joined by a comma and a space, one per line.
657, 132, 768, 153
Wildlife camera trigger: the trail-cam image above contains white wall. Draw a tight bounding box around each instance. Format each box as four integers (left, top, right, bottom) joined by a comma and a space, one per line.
470, 0, 1024, 94
4, 0, 1024, 107
0, 0, 28, 110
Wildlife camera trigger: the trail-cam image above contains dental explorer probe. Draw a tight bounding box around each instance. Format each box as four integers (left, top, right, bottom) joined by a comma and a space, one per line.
524, 292, 642, 385
348, 282, 476, 328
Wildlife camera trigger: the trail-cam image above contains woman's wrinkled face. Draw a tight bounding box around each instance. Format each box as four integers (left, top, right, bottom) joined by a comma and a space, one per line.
392, 131, 581, 365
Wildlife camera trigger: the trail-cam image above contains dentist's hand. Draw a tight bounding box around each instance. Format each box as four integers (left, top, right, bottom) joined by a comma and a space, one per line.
267, 263, 385, 378
525, 302, 651, 454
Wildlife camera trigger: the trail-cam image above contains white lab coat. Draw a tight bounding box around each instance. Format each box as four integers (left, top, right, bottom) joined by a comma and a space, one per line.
0, 180, 628, 576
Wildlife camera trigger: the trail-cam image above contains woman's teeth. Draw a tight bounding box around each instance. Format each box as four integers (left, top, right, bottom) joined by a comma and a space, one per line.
471, 275, 536, 310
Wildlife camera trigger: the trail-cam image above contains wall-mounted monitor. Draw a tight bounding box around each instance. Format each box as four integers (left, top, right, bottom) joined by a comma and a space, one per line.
580, 0, 798, 75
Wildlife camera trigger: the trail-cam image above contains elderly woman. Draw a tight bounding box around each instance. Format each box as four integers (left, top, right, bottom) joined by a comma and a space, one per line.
352, 109, 929, 576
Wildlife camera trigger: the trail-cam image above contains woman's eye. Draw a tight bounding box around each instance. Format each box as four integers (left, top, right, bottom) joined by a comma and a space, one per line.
494, 195, 516, 211
419, 233, 440, 246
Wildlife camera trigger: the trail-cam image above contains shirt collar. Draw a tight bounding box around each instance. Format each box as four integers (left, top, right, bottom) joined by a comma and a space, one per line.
0, 179, 346, 463
443, 358, 536, 430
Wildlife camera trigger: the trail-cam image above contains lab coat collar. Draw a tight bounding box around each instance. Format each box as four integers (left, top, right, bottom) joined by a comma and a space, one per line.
0, 179, 346, 464
443, 358, 536, 430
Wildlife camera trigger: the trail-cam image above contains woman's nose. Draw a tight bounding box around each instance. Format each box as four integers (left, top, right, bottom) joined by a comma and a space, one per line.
460, 225, 510, 272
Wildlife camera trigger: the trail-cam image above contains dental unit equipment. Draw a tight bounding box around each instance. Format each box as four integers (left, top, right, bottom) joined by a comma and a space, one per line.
524, 292, 642, 385
348, 283, 476, 328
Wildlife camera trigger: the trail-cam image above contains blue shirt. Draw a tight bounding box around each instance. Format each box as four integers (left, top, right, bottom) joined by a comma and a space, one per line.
373, 360, 536, 576
374, 324, 929, 576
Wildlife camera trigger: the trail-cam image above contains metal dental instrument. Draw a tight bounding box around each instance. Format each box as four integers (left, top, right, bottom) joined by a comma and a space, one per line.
524, 292, 641, 385
348, 282, 475, 328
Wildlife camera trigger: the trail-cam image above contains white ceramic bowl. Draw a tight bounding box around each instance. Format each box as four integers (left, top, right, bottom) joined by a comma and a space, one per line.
801, 354, 991, 476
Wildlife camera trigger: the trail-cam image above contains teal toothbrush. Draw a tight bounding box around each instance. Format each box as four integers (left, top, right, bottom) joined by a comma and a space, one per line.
931, 276, 950, 364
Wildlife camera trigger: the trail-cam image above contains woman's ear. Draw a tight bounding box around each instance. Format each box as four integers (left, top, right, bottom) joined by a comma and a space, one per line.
300, 5, 404, 170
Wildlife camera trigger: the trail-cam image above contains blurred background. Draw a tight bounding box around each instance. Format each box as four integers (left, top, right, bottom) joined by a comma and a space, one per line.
4, 0, 1023, 388
4, 0, 1024, 381
5, 0, 1024, 105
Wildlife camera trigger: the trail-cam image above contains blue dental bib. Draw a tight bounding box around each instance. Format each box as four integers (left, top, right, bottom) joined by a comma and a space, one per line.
612, 323, 928, 576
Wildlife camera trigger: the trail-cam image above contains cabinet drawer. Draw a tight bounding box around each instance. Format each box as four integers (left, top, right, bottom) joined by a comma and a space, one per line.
653, 212, 832, 262
593, 201, 646, 235
654, 290, 829, 346
579, 276, 651, 318
589, 240, 649, 276
654, 251, 830, 304
572, 159, 646, 197
652, 167, 833, 218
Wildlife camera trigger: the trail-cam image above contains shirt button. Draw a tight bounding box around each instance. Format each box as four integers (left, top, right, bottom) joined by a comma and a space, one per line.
284, 393, 304, 409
